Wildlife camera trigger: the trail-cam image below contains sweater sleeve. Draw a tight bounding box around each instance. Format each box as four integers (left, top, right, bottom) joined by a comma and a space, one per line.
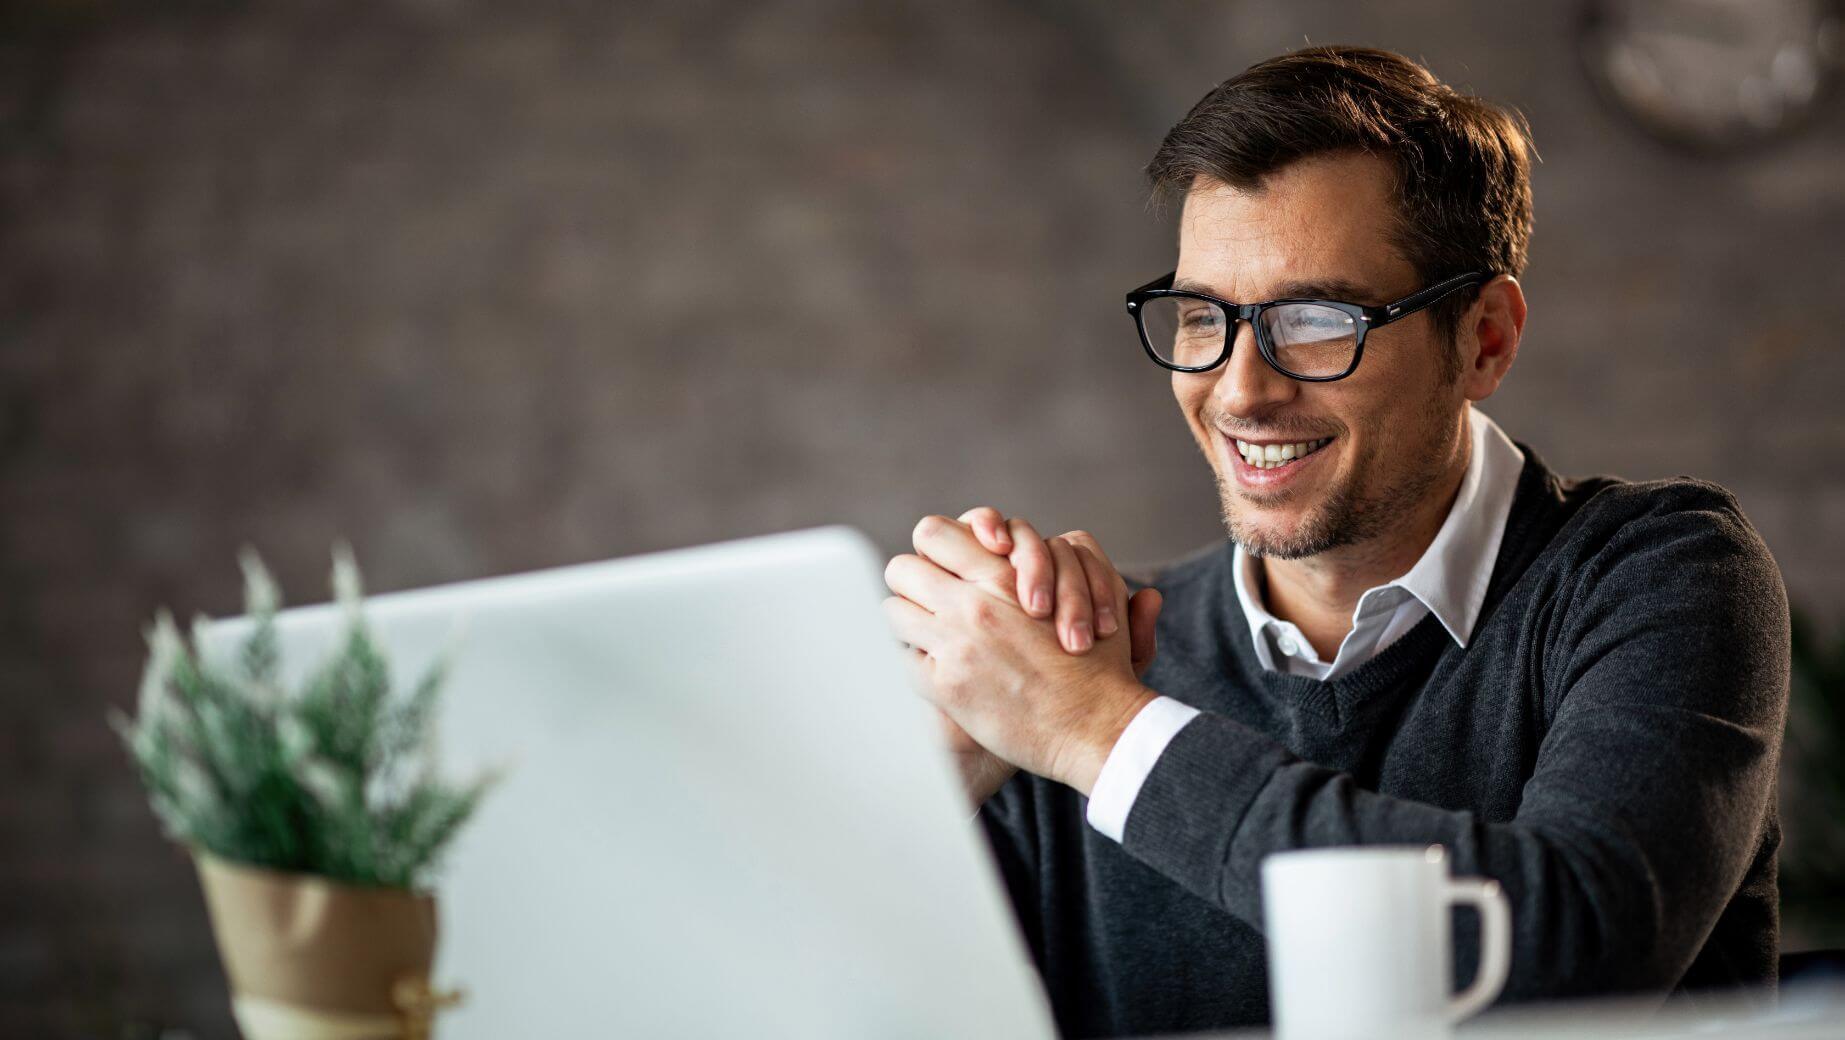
1118, 491, 1789, 1001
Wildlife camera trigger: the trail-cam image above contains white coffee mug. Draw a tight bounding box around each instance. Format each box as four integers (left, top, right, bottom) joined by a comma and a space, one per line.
1261, 845, 1511, 1040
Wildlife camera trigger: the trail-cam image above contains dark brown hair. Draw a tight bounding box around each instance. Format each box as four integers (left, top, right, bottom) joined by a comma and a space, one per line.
1147, 45, 1535, 354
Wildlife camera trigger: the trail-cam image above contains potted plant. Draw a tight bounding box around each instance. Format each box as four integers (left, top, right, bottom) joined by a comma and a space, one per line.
113, 547, 496, 1039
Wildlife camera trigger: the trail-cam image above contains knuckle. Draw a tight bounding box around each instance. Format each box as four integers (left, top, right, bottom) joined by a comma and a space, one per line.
883, 553, 914, 587
944, 639, 979, 672
968, 596, 1003, 628
912, 514, 949, 543
988, 563, 1021, 594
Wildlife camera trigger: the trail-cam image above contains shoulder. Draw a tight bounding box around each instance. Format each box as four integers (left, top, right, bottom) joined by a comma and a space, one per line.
1551, 473, 1778, 589
1565, 470, 1750, 529
1534, 472, 1788, 688
1520, 471, 1791, 729
1495, 445, 1780, 618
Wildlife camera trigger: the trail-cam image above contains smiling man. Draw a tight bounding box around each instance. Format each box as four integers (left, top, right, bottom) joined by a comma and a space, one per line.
881, 46, 1789, 1038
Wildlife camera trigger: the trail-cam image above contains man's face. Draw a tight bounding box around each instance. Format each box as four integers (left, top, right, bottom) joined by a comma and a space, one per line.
1171, 153, 1471, 559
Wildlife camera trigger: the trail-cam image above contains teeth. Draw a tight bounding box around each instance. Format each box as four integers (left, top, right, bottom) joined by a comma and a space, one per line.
1233, 436, 1331, 469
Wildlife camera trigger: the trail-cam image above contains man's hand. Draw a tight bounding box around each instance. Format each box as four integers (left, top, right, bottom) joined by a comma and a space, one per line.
925, 693, 1019, 811
948, 506, 1162, 676
883, 513, 1163, 796
890, 509, 1163, 807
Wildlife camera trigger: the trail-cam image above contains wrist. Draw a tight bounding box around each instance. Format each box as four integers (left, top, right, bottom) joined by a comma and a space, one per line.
1055, 678, 1157, 797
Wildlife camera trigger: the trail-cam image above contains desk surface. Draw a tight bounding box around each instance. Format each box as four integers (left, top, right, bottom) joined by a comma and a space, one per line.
1168, 981, 1845, 1039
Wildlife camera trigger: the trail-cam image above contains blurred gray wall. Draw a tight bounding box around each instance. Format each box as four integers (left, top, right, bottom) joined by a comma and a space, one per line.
4, 0, 1842, 1034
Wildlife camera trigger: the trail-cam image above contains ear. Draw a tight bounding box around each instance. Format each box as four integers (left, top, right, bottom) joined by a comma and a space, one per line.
1459, 274, 1526, 402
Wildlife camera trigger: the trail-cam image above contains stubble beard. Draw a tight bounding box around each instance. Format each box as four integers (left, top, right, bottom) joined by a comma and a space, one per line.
1215, 394, 1457, 561
1216, 453, 1445, 560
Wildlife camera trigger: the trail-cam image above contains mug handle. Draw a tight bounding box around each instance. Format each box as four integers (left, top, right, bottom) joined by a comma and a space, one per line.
1445, 877, 1511, 1023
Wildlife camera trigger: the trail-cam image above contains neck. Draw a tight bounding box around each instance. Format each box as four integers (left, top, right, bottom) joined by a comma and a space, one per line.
1257, 414, 1472, 660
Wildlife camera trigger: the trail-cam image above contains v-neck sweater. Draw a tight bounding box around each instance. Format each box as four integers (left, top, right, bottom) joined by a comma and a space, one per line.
976, 443, 1789, 1039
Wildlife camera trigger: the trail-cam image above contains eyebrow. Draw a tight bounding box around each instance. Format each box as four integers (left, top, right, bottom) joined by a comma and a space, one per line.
1172, 275, 1386, 306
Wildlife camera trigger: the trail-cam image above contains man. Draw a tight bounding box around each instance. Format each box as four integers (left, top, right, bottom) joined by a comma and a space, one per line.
881, 45, 1788, 1039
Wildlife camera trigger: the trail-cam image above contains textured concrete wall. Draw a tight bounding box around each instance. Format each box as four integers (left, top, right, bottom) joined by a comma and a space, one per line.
4, 0, 1842, 1034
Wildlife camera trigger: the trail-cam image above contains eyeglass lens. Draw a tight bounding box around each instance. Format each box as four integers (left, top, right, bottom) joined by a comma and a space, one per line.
1138, 297, 1360, 378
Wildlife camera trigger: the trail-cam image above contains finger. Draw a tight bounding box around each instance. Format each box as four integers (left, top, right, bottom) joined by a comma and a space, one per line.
1059, 530, 1127, 636
1071, 543, 1120, 638
882, 553, 965, 617
1128, 587, 1162, 677
957, 507, 1013, 555
1005, 517, 1054, 618
1057, 529, 1118, 573
882, 594, 942, 655
1046, 536, 1094, 653
911, 514, 1015, 592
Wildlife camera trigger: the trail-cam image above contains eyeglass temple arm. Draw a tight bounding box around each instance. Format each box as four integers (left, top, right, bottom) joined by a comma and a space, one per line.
1128, 272, 1178, 298
1369, 271, 1491, 327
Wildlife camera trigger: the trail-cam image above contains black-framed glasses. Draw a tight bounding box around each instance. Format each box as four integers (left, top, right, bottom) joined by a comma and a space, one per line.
1125, 270, 1490, 381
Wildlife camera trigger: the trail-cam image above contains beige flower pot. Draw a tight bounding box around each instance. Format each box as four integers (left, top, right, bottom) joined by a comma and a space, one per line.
193, 850, 459, 1040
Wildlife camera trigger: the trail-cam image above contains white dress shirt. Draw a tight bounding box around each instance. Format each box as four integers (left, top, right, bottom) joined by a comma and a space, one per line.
1084, 407, 1527, 842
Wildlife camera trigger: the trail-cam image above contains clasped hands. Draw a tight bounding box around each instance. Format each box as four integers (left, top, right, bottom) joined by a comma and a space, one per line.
882, 508, 1164, 806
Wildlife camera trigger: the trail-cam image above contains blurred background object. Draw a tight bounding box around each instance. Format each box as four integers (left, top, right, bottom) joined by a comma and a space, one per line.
1577, 0, 1843, 153
2, 0, 1842, 1036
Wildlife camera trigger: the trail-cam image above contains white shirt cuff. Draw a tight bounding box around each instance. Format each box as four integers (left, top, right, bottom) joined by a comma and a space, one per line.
1083, 696, 1201, 843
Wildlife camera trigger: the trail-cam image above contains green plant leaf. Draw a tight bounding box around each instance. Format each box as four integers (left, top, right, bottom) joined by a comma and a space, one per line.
114, 547, 497, 889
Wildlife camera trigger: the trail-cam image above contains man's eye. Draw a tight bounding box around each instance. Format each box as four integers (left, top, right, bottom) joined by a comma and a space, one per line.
1277, 308, 1354, 340
1181, 309, 1223, 332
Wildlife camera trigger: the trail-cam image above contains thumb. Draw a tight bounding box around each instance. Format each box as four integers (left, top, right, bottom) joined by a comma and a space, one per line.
1128, 587, 1162, 678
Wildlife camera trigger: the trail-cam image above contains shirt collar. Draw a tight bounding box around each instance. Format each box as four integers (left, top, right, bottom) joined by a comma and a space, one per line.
1231, 406, 1526, 659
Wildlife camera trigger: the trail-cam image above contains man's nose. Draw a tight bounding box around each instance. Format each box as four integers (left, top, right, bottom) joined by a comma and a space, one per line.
1214, 320, 1298, 417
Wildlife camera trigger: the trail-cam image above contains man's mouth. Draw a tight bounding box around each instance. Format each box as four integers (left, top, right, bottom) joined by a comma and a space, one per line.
1232, 436, 1334, 470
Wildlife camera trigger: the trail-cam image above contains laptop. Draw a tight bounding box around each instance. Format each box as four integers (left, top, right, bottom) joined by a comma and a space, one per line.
197, 525, 1057, 1038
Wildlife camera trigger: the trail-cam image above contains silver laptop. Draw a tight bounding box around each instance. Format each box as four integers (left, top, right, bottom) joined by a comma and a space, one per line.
198, 525, 1057, 1038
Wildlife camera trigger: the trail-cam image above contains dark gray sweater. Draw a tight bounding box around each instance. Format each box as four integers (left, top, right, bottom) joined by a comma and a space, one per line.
977, 444, 1789, 1039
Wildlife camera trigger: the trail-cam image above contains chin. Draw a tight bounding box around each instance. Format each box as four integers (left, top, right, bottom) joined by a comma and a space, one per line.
1228, 518, 1328, 560
1216, 471, 1355, 560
